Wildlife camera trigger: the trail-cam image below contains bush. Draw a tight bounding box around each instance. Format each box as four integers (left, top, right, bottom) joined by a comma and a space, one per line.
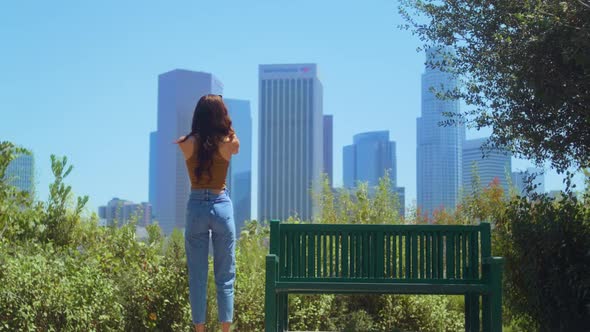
5, 140, 587, 331
495, 190, 590, 331
0, 242, 124, 331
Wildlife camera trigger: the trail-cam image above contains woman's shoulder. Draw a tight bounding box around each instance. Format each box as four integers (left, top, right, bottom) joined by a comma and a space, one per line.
220, 134, 239, 154
177, 135, 197, 160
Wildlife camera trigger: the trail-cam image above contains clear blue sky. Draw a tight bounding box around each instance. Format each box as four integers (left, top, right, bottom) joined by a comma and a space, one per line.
0, 0, 582, 218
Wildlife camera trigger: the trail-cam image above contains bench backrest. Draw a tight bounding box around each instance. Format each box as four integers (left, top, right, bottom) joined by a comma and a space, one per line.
269, 221, 492, 283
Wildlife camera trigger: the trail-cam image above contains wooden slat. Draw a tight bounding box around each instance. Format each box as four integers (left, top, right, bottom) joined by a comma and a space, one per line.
279, 233, 289, 276
462, 231, 468, 279
323, 233, 333, 276
391, 233, 402, 279
365, 232, 370, 278
385, 233, 390, 278
309, 231, 315, 278
351, 233, 355, 278
400, 233, 405, 279
454, 233, 461, 279
356, 233, 361, 278
293, 231, 299, 278
342, 231, 348, 278
274, 281, 490, 294
405, 232, 410, 279
411, 232, 418, 279
447, 232, 455, 279
302, 232, 307, 277
419, 233, 425, 279
286, 232, 292, 277
427, 233, 432, 278
335, 232, 340, 277
279, 223, 483, 232
473, 232, 481, 279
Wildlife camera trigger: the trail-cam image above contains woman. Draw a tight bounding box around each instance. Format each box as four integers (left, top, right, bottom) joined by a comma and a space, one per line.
176, 94, 239, 332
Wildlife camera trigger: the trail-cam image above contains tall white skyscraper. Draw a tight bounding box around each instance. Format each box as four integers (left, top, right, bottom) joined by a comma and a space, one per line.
225, 98, 252, 236
462, 138, 512, 194
149, 69, 223, 235
417, 49, 465, 217
258, 64, 323, 222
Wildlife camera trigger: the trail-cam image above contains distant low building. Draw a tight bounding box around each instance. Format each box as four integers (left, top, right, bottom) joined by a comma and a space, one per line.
511, 167, 545, 195
462, 138, 512, 194
547, 190, 563, 200
98, 198, 152, 227
343, 130, 405, 217
395, 187, 406, 217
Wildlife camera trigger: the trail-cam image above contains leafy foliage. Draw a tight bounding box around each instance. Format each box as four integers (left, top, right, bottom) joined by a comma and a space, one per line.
2, 141, 588, 331
399, 0, 590, 172
495, 190, 590, 331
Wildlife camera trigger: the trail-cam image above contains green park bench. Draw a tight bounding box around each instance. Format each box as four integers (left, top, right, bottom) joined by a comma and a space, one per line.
265, 220, 504, 332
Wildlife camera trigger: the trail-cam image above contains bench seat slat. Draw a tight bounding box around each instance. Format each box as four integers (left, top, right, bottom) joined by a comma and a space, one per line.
275, 281, 489, 295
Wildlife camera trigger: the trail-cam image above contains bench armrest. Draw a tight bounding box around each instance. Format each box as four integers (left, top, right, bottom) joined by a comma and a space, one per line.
482, 256, 504, 287
482, 256, 504, 265
266, 254, 279, 282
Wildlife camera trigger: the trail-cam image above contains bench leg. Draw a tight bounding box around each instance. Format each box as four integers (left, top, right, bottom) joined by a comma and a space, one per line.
265, 255, 278, 332
483, 293, 502, 332
265, 288, 277, 332
465, 294, 480, 332
278, 293, 288, 331
482, 257, 504, 332
482, 294, 490, 332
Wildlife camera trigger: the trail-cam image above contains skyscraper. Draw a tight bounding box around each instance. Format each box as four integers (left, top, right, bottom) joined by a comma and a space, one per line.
342, 131, 405, 216
225, 98, 252, 236
323, 114, 333, 185
511, 167, 545, 195
149, 131, 158, 216
149, 69, 223, 235
462, 138, 512, 194
343, 131, 397, 187
417, 49, 464, 217
258, 64, 323, 222
5, 152, 34, 193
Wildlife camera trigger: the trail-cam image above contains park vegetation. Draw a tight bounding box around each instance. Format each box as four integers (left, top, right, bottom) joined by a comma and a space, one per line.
1, 141, 588, 331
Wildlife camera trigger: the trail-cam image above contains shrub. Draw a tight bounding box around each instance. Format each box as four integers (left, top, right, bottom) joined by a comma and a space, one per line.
495, 190, 590, 331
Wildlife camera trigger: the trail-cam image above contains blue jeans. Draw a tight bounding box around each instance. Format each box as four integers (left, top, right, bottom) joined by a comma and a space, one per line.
185, 189, 236, 324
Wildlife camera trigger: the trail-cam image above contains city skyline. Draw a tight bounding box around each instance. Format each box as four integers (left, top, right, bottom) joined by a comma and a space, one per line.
1, 1, 582, 219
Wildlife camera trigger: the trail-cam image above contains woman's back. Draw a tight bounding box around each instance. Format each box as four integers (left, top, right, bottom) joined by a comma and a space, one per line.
178, 135, 240, 190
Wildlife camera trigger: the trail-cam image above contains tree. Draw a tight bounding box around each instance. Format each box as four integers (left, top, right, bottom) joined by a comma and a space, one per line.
399, 0, 590, 172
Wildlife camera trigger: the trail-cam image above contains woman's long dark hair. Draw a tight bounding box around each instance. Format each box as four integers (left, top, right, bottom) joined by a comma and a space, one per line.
179, 94, 234, 180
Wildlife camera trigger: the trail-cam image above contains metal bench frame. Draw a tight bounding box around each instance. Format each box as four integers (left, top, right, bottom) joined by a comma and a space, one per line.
265, 220, 504, 332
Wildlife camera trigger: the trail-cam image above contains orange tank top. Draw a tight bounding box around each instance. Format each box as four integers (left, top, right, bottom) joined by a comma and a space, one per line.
185, 147, 229, 190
